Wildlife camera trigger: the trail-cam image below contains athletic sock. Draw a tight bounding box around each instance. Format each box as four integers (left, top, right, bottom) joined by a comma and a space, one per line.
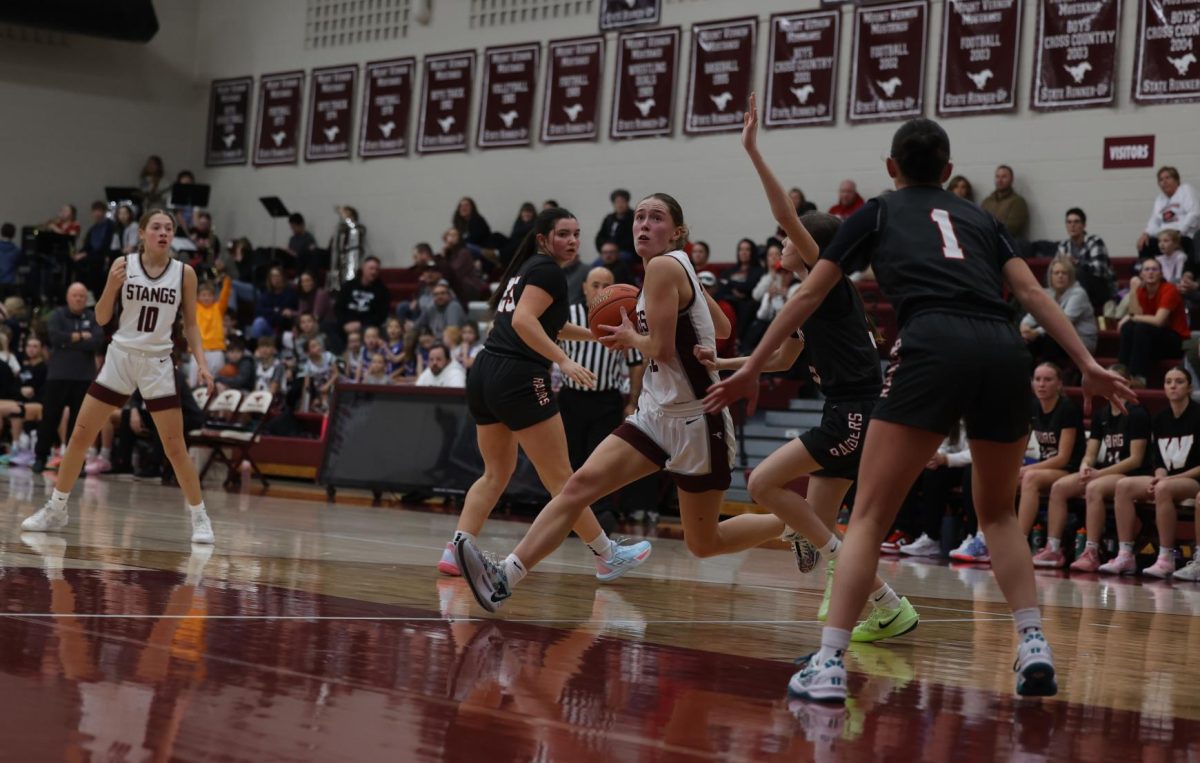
1119, 541, 1134, 555
819, 534, 842, 558
815, 627, 851, 663
586, 531, 615, 561
1159, 546, 1175, 560
870, 582, 902, 610
99, 447, 111, 461
502, 554, 528, 587
1047, 538, 1061, 552
1085, 540, 1099, 551
48, 489, 70, 512
188, 502, 206, 515
452, 530, 477, 546
1013, 607, 1043, 635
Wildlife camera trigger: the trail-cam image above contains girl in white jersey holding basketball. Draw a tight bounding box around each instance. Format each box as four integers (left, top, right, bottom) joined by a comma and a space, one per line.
458, 194, 820, 611
23, 210, 216, 544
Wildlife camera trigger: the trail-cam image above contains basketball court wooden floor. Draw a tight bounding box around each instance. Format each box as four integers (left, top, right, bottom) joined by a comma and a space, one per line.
0, 471, 1198, 762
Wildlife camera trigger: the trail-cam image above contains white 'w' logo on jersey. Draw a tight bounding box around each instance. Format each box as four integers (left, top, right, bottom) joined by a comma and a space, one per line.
1159, 435, 1194, 471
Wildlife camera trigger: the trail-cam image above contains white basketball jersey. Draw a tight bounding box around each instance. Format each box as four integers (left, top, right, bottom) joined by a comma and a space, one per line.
634, 250, 719, 417
113, 255, 183, 356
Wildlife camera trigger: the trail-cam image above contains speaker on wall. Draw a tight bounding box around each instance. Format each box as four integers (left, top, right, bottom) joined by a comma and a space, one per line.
0, 0, 158, 43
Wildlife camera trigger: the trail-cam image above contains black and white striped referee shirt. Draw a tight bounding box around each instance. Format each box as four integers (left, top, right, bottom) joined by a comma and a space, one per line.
561, 303, 643, 394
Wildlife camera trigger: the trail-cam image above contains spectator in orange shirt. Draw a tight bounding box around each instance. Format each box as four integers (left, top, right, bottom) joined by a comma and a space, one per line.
1118, 258, 1188, 387
192, 276, 232, 387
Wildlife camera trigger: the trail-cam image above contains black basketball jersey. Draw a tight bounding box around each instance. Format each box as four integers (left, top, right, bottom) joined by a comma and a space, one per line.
794, 276, 882, 401
1031, 396, 1086, 470
1089, 404, 1150, 468
1152, 401, 1200, 475
820, 186, 1018, 327
485, 254, 569, 368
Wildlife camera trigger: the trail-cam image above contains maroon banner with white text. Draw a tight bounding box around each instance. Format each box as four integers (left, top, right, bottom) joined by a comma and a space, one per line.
541, 36, 605, 144
1032, 0, 1121, 111
206, 77, 252, 166
764, 11, 840, 128
938, 0, 1023, 116
417, 50, 475, 154
359, 57, 416, 159
848, 0, 929, 123
477, 43, 539, 149
600, 0, 661, 31
305, 65, 357, 162
685, 17, 757, 135
253, 71, 304, 166
611, 27, 681, 140
1134, 0, 1200, 103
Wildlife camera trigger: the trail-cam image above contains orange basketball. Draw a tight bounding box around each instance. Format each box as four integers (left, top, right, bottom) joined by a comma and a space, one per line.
588, 284, 640, 339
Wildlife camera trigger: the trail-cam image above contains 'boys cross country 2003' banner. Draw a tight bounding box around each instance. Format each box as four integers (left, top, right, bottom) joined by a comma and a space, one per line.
684, 17, 757, 135
305, 64, 356, 162
206, 77, 252, 166
849, 0, 929, 123
417, 50, 475, 154
541, 36, 605, 144
611, 27, 681, 139
1134, 0, 1200, 103
478, 43, 540, 149
359, 58, 416, 159
1032, 0, 1122, 110
764, 11, 840, 128
254, 71, 305, 166
938, 0, 1023, 115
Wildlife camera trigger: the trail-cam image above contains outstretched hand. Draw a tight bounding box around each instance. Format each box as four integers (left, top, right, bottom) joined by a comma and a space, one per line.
703, 365, 760, 415
741, 92, 759, 154
1079, 360, 1137, 417
598, 307, 638, 352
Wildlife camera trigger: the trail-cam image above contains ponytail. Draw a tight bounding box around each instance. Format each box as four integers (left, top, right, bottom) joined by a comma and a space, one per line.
488, 207, 576, 311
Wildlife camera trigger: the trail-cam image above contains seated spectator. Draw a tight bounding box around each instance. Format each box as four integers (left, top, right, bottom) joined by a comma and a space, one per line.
360, 352, 392, 385
946, 175, 974, 201
296, 270, 333, 328
383, 317, 405, 373
560, 246, 586, 304
440, 228, 488, 301
441, 325, 461, 356
76, 201, 115, 296
110, 204, 138, 256
341, 330, 364, 381
690, 240, 711, 270
169, 169, 197, 228
1155, 229, 1190, 285
397, 327, 421, 379
1118, 258, 1187, 387
1020, 257, 1097, 366
699, 271, 737, 357
0, 329, 19, 376
6, 334, 46, 466
299, 336, 338, 414
254, 342, 286, 396
595, 188, 635, 261
0, 223, 21, 288
335, 255, 390, 338
452, 196, 493, 259
718, 238, 763, 344
828, 180, 864, 220
745, 242, 799, 352
1056, 207, 1115, 312
415, 343, 465, 387
1102, 366, 1200, 577
397, 258, 445, 327
357, 326, 386, 380
283, 312, 324, 366
895, 421, 974, 558
415, 281, 467, 337
791, 187, 817, 215
138, 154, 166, 207
46, 204, 80, 241
1036, 364, 1149, 570
598, 241, 636, 286
454, 320, 484, 370
218, 237, 257, 306
250, 266, 299, 339
216, 338, 254, 391
188, 211, 220, 271
500, 202, 537, 267
980, 164, 1029, 241
287, 213, 318, 271
1137, 166, 1198, 258
193, 275, 232, 387
1017, 363, 1085, 538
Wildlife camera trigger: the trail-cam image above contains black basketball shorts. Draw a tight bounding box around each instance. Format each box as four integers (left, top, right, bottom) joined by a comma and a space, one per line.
873, 311, 1032, 443
466, 350, 559, 431
800, 398, 874, 480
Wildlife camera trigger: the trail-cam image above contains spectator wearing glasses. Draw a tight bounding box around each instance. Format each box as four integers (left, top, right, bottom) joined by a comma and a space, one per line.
414, 282, 467, 337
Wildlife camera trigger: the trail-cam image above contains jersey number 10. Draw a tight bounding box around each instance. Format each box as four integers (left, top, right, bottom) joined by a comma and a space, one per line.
930, 209, 964, 260
137, 305, 160, 332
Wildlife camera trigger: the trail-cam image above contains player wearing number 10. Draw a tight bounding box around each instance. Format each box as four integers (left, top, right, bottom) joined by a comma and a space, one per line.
705, 118, 1134, 704
22, 209, 218, 545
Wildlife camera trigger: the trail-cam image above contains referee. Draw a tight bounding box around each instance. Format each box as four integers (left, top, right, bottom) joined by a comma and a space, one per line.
559, 267, 645, 528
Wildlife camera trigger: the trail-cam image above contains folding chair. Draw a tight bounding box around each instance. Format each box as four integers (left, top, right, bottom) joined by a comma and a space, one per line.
192, 391, 274, 489
190, 389, 244, 483
191, 386, 211, 412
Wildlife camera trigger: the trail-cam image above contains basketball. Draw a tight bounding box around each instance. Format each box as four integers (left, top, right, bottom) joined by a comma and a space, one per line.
588, 284, 640, 338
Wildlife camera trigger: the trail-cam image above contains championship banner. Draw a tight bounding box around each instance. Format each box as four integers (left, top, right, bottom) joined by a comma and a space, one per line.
253, 71, 305, 166
477, 43, 539, 149
611, 27, 681, 140
1133, 0, 1200, 103
1032, 0, 1121, 110
417, 50, 475, 154
848, 0, 929, 123
764, 11, 840, 128
938, 0, 1023, 115
541, 35, 605, 144
359, 57, 416, 159
206, 77, 252, 166
305, 64, 356, 162
684, 17, 757, 135
600, 0, 661, 31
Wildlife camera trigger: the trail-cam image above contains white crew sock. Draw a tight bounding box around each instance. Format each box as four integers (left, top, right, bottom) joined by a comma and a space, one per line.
586, 531, 615, 561
1085, 540, 1099, 551
815, 627, 852, 663
1119, 541, 1134, 555
1013, 607, 1043, 635
48, 489, 70, 512
188, 501, 207, 515
99, 447, 111, 461
870, 582, 901, 610
452, 530, 477, 545
1047, 537, 1061, 552
502, 554, 527, 587
819, 534, 842, 558
1159, 547, 1175, 560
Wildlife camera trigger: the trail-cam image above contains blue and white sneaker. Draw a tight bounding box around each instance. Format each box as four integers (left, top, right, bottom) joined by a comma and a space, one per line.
782, 528, 820, 574
595, 538, 652, 582
950, 533, 990, 564
1014, 629, 1057, 697
788, 650, 847, 703
455, 538, 512, 613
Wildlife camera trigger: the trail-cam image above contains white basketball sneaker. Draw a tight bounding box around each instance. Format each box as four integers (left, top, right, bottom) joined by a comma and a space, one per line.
22, 502, 68, 532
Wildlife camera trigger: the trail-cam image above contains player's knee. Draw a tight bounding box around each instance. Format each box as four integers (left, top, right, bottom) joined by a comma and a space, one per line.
560, 467, 604, 506
684, 533, 720, 558
745, 470, 778, 505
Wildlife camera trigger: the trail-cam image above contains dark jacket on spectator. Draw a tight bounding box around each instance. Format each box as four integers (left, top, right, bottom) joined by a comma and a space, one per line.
298, 286, 333, 323
335, 275, 391, 328
256, 286, 300, 329
0, 240, 20, 284
455, 214, 492, 249
441, 247, 487, 302
217, 355, 255, 390
81, 219, 116, 265
595, 211, 635, 256
502, 216, 536, 267
47, 306, 103, 381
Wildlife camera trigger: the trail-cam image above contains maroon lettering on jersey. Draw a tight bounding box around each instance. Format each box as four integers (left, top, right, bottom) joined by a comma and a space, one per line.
124, 283, 178, 306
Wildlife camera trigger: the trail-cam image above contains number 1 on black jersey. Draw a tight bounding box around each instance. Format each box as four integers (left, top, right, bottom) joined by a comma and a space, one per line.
930, 209, 964, 260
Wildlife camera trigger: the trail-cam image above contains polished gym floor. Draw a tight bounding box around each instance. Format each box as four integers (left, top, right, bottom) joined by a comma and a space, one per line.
0, 470, 1197, 762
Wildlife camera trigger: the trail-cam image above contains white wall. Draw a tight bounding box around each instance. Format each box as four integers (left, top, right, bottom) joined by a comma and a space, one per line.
6, 0, 1198, 268
0, 1, 203, 241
